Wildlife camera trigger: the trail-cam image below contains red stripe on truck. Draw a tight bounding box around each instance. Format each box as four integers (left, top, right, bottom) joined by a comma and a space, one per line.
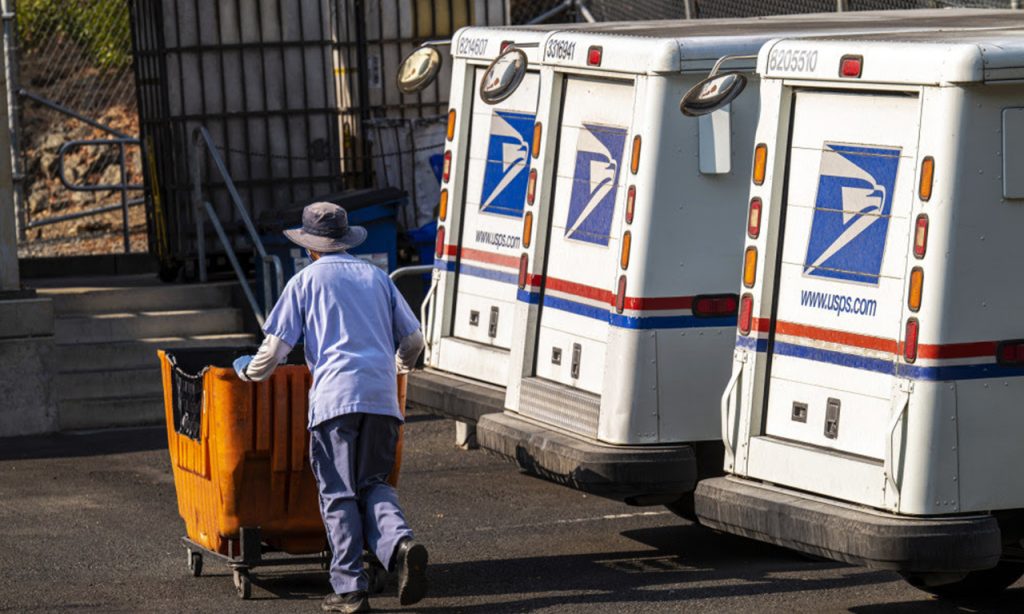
752, 317, 1001, 360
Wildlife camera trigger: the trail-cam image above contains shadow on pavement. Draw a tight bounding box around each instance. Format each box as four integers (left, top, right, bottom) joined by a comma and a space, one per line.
0, 425, 167, 461
848, 587, 1024, 613
393, 523, 896, 612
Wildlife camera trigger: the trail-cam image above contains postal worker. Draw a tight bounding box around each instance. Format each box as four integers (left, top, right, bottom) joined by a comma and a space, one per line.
233, 201, 428, 613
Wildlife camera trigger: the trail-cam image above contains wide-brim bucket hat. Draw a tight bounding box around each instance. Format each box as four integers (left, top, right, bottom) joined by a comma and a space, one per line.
283, 201, 367, 253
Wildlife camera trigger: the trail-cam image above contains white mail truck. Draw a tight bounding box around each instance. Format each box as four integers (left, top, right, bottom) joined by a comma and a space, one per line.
398, 26, 551, 428
694, 28, 1024, 596
467, 12, 1024, 509
399, 13, 974, 431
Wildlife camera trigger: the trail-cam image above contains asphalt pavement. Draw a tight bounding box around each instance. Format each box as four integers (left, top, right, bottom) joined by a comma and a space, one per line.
1, 408, 1022, 613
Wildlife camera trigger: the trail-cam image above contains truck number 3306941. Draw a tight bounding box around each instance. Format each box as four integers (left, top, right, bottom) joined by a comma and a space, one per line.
768, 49, 819, 73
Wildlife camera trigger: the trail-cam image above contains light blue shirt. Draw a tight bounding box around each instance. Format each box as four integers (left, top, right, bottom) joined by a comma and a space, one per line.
262, 252, 420, 428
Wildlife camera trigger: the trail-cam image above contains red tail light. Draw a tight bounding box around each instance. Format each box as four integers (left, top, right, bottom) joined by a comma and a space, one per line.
738, 293, 753, 336
840, 55, 862, 78
625, 186, 636, 224
904, 318, 919, 363
587, 46, 602, 66
997, 340, 1024, 365
747, 197, 762, 239
518, 253, 529, 289
615, 275, 626, 314
434, 225, 446, 259
693, 294, 739, 318
913, 214, 928, 259
442, 150, 452, 183
527, 168, 537, 205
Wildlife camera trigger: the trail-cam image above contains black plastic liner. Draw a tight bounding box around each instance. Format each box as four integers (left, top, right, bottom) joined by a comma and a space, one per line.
164, 346, 305, 440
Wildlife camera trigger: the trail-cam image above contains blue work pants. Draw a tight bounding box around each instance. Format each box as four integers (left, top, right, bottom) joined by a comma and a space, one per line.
309, 412, 413, 594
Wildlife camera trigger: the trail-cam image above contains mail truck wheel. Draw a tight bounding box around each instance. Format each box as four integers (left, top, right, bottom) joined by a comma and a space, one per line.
902, 562, 1024, 598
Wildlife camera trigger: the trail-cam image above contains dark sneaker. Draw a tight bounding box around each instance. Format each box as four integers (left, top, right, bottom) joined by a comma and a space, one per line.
322, 591, 370, 613
394, 539, 428, 606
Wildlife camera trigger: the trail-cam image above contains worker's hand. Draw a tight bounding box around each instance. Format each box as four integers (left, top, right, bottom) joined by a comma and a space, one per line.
233, 355, 254, 382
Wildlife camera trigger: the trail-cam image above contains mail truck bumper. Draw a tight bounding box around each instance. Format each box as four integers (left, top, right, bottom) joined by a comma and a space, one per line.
477, 411, 699, 505
695, 476, 1002, 573
407, 368, 505, 424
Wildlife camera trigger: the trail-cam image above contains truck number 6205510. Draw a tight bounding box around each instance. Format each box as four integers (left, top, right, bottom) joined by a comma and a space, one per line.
768, 49, 818, 73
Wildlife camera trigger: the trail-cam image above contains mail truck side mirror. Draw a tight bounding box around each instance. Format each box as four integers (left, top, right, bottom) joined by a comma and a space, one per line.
679, 72, 747, 117
480, 47, 528, 105
397, 45, 444, 94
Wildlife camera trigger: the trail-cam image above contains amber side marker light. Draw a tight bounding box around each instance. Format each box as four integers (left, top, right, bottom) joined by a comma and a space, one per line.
438, 189, 448, 221
752, 143, 767, 185
620, 231, 631, 270
630, 135, 641, 175
446, 109, 456, 141
532, 122, 542, 159
743, 246, 757, 288
919, 156, 935, 202
908, 267, 924, 312
522, 212, 533, 248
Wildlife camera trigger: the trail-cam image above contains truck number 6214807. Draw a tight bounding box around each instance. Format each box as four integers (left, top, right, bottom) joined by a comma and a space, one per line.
768, 49, 818, 73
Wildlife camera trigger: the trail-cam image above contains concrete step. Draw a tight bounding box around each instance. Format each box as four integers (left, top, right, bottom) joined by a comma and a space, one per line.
40, 280, 238, 316
55, 307, 243, 344
57, 367, 165, 402
56, 334, 258, 372
58, 395, 165, 431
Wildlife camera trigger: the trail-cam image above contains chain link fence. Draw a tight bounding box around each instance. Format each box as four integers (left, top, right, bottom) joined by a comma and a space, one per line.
14, 0, 147, 258
511, 0, 1017, 22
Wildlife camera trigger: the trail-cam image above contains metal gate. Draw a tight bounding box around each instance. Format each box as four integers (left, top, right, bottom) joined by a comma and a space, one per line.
10, 0, 146, 259
132, 0, 506, 278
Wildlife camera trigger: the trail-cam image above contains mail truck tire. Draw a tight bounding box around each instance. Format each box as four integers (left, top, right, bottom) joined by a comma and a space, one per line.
901, 562, 1024, 598
665, 493, 697, 522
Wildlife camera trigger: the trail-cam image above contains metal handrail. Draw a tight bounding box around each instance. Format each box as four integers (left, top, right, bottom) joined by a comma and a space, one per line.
190, 125, 284, 323
389, 264, 438, 360
19, 91, 144, 252
203, 201, 265, 327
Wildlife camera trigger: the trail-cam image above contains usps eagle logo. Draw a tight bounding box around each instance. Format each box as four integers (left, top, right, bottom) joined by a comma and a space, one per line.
480, 110, 535, 218
803, 143, 902, 285
565, 123, 627, 246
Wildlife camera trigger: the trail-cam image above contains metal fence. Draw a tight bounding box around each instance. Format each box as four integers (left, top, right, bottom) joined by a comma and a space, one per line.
132, 0, 505, 279
511, 0, 1018, 22
13, 0, 147, 258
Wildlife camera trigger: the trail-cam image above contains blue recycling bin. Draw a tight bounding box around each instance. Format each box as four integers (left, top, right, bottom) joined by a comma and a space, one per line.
407, 220, 437, 268
256, 188, 406, 311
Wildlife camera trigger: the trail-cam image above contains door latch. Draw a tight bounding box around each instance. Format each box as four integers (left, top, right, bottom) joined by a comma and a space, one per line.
791, 402, 808, 423
570, 343, 582, 379
488, 306, 499, 338
469, 310, 479, 326
824, 397, 841, 439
